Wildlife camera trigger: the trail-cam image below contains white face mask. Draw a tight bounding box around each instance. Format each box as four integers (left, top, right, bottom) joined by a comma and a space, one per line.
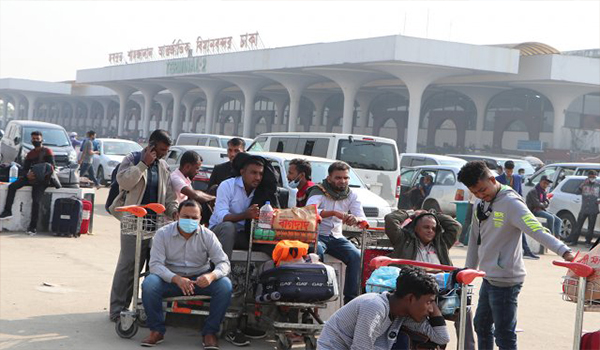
288, 176, 301, 189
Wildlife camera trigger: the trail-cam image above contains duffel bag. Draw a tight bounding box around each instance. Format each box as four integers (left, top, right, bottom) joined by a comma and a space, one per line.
259, 263, 339, 303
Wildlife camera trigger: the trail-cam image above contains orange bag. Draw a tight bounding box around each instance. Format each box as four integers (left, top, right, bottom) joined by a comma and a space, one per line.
272, 240, 309, 266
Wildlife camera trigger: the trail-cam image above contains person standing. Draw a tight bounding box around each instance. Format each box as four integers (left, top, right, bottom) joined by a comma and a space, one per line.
207, 137, 246, 189
565, 170, 600, 248
306, 161, 367, 304
0, 131, 56, 236
286, 158, 315, 207
496, 160, 538, 259
108, 129, 178, 322
525, 175, 562, 238
457, 161, 574, 350
79, 130, 101, 189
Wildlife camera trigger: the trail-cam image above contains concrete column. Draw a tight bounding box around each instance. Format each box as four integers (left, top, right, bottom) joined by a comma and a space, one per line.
99, 100, 110, 134
25, 95, 38, 121
183, 95, 201, 133
355, 92, 378, 130
453, 88, 499, 150
305, 92, 330, 132
186, 79, 230, 135
14, 98, 21, 120
133, 87, 163, 139
70, 101, 79, 129
219, 76, 270, 138
2, 97, 8, 126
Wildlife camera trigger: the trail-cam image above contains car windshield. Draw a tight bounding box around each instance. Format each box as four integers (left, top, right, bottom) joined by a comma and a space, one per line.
337, 140, 397, 171
439, 159, 467, 166
103, 141, 142, 155
285, 160, 364, 188
219, 138, 229, 148
23, 127, 70, 147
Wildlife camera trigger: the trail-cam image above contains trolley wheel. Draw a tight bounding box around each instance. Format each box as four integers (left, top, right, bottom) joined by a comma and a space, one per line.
136, 309, 148, 328
115, 318, 138, 339
304, 335, 317, 350
275, 333, 292, 350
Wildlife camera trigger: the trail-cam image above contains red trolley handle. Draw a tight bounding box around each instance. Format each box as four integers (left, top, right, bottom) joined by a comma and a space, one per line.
369, 256, 457, 272
456, 270, 486, 285
552, 260, 594, 278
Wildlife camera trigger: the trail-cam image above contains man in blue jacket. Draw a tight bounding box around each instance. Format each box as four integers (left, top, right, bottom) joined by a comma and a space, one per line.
496, 160, 539, 259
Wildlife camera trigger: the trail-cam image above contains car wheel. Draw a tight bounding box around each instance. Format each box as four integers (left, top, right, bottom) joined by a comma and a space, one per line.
97, 166, 107, 186
557, 211, 576, 240
423, 200, 441, 213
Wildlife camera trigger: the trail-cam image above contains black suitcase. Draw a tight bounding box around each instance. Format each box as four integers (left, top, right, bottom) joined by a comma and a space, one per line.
52, 197, 83, 237
0, 164, 11, 182
259, 263, 339, 303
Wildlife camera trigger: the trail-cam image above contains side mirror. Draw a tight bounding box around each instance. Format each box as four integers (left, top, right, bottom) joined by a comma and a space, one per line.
14, 136, 20, 145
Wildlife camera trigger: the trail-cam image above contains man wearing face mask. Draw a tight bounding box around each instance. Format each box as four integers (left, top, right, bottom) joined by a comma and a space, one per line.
306, 161, 367, 304
170, 150, 215, 204
140, 199, 231, 348
0, 131, 55, 236
287, 158, 315, 207
108, 129, 178, 323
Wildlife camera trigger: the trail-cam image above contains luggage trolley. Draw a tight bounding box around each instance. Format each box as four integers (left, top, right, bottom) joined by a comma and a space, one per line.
370, 257, 485, 350
553, 260, 600, 350
356, 226, 393, 292
242, 219, 329, 350
114, 203, 171, 338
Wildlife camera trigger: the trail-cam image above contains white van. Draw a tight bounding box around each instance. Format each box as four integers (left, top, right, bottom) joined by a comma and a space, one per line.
248, 132, 401, 206
176, 133, 253, 149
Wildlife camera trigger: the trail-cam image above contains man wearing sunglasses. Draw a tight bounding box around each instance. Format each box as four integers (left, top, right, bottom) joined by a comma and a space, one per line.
457, 161, 574, 350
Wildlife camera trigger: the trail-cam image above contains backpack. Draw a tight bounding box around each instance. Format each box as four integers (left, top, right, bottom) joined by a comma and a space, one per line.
105, 151, 142, 213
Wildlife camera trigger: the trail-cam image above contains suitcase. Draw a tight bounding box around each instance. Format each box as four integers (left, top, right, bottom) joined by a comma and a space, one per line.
52, 197, 83, 237
259, 263, 339, 303
0, 164, 10, 182
581, 331, 600, 350
79, 199, 92, 234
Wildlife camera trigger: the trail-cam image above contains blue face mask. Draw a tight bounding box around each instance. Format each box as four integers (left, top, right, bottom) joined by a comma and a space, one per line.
178, 218, 199, 234
288, 176, 301, 189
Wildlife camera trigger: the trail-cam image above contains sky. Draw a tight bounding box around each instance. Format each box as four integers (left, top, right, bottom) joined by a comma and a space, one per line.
0, 0, 599, 82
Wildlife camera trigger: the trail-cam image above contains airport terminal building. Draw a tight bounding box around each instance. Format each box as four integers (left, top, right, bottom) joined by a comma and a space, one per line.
1, 35, 599, 158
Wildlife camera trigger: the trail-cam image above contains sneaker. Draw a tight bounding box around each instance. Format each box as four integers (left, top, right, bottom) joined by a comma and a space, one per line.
523, 253, 540, 260
225, 330, 250, 346
26, 228, 36, 236
242, 326, 267, 339
0, 211, 13, 220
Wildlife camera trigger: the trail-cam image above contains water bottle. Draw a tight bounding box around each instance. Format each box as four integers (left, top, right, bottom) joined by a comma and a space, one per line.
9, 163, 18, 183
258, 201, 274, 229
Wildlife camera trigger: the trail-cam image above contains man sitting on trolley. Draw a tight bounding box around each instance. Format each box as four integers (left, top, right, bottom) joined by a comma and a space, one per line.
140, 199, 231, 349
306, 161, 367, 305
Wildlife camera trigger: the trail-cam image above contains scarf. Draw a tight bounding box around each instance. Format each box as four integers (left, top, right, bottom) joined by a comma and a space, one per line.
306, 180, 350, 201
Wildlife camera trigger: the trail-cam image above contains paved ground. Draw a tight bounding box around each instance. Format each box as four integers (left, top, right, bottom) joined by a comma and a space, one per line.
1, 188, 599, 350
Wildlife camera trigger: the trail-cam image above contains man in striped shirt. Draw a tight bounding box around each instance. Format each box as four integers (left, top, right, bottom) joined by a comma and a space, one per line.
318, 266, 449, 350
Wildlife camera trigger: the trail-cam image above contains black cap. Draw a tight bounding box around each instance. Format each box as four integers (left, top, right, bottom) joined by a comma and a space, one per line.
588, 170, 598, 176
540, 175, 553, 183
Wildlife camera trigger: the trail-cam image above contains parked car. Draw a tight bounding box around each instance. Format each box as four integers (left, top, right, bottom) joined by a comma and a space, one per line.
547, 175, 600, 240
176, 133, 253, 149
400, 153, 466, 169
523, 162, 600, 197
250, 151, 394, 229
398, 165, 475, 216
448, 154, 536, 177
91, 138, 143, 185
248, 132, 401, 207
0, 120, 77, 167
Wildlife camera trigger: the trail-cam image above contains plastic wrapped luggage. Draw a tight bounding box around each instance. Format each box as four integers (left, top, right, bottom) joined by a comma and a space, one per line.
52, 197, 83, 237
259, 263, 339, 303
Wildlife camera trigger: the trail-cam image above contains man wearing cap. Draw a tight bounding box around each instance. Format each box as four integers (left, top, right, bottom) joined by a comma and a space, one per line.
526, 175, 562, 238
565, 170, 600, 248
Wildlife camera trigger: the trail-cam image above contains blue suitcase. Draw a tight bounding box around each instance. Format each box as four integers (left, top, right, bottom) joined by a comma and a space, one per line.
259, 263, 339, 303
52, 197, 83, 237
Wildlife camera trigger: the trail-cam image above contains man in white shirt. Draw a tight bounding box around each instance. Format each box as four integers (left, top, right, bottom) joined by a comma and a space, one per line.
306, 161, 367, 304
170, 150, 215, 204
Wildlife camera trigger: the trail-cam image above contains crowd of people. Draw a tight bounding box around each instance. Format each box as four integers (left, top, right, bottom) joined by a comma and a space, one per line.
6, 127, 595, 349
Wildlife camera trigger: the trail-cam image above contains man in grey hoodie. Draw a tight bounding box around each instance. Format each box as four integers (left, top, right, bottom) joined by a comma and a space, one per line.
457, 161, 574, 350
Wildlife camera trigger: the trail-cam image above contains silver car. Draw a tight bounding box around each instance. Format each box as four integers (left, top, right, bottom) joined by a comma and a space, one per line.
523, 162, 600, 198
547, 175, 600, 240
92, 138, 143, 185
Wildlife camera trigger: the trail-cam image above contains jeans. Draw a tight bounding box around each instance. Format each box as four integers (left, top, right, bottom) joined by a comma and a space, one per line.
533, 210, 562, 238
142, 273, 232, 335
317, 235, 360, 304
79, 162, 99, 186
3, 177, 48, 231
568, 212, 598, 244
474, 279, 523, 350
